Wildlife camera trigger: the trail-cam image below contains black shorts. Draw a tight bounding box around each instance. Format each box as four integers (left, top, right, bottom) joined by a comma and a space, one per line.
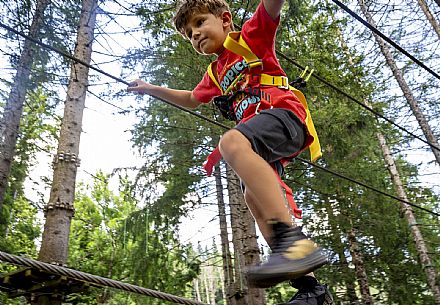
234, 108, 306, 169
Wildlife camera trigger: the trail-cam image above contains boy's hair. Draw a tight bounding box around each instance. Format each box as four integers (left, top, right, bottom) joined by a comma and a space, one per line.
174, 0, 231, 37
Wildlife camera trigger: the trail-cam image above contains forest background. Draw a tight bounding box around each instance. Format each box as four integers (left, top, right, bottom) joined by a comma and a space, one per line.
0, 0, 439, 304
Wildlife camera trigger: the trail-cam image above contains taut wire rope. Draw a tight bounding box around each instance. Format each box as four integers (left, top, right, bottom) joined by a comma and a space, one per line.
330, 0, 440, 81
0, 21, 230, 131
0, 251, 208, 305
0, 21, 438, 217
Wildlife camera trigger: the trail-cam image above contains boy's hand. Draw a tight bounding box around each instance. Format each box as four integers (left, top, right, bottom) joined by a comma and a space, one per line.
263, 0, 284, 20
127, 79, 152, 95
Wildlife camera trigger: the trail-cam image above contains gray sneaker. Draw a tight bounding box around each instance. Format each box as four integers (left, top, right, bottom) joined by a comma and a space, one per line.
246, 221, 328, 288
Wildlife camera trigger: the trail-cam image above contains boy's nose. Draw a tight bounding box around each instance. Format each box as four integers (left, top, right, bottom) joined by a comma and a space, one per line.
192, 30, 201, 40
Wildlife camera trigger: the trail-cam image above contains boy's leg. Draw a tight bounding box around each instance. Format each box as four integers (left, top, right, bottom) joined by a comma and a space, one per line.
219, 109, 327, 288
219, 129, 292, 224
244, 188, 288, 242
246, 187, 333, 304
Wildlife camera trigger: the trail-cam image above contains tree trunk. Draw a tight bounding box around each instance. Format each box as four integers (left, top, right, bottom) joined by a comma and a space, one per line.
0, 0, 50, 217
336, 5, 439, 303
226, 165, 265, 305
226, 165, 247, 305
203, 271, 210, 303
324, 200, 360, 304
33, 0, 97, 303
358, 0, 440, 166
214, 164, 236, 305
208, 265, 216, 305
417, 0, 440, 39
376, 132, 440, 304
347, 225, 374, 305
194, 278, 201, 301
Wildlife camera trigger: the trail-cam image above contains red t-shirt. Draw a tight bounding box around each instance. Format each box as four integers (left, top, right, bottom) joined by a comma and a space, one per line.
193, 3, 307, 123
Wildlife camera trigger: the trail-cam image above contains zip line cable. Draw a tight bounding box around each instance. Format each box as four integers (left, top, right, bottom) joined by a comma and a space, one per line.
0, 21, 437, 217
330, 0, 440, 81
0, 251, 208, 305
230, 23, 440, 154
0, 21, 230, 131
297, 157, 440, 217
275, 51, 440, 153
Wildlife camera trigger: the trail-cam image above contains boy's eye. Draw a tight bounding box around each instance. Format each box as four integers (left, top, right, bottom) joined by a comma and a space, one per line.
196, 18, 204, 27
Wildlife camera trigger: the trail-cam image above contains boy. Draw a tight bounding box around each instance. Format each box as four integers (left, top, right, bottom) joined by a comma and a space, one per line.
128, 0, 333, 303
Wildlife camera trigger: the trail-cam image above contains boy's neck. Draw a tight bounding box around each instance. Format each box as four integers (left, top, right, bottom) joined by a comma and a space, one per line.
216, 28, 232, 56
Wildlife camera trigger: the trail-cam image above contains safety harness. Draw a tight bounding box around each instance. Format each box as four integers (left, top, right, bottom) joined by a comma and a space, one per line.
203, 31, 322, 219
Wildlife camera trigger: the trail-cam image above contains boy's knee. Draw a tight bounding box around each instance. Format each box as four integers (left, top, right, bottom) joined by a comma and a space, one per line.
218, 129, 250, 158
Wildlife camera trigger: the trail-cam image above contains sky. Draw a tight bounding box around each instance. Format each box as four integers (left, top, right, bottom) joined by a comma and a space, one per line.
13, 0, 225, 248
1, 0, 438, 250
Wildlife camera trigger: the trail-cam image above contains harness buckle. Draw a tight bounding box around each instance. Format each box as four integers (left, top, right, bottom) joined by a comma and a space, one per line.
278, 76, 289, 89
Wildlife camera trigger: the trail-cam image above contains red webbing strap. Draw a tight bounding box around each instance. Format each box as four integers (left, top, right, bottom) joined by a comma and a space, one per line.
273, 166, 302, 219
203, 147, 302, 219
203, 146, 222, 176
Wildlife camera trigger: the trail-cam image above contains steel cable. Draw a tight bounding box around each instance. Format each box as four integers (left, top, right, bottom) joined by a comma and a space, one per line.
0, 251, 208, 305
0, 21, 437, 217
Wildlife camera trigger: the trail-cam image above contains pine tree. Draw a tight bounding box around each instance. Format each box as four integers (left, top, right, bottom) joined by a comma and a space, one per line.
35, 0, 98, 303
357, 0, 440, 166
0, 0, 50, 216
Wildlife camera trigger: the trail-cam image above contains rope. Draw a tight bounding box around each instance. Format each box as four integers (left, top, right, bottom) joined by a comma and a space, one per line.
232, 23, 440, 154
275, 51, 440, 153
0, 251, 208, 305
0, 21, 230, 131
0, 21, 437, 217
297, 157, 440, 217
330, 0, 440, 81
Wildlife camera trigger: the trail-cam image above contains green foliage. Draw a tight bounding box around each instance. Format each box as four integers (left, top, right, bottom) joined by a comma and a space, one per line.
0, 87, 58, 244
67, 172, 200, 304
126, 0, 439, 303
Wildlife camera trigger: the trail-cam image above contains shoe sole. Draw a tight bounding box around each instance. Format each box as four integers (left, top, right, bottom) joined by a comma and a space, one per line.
246, 251, 328, 288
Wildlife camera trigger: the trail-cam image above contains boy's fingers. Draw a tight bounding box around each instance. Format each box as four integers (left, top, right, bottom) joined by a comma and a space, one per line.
127, 81, 139, 88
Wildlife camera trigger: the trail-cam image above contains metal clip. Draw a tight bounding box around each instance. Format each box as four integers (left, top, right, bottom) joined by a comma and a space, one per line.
278, 76, 289, 89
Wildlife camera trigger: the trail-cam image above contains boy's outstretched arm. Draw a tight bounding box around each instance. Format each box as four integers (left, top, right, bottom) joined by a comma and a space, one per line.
262, 0, 285, 20
127, 79, 201, 109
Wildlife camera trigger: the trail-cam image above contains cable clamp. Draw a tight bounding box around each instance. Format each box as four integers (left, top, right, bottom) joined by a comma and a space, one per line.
53, 151, 81, 167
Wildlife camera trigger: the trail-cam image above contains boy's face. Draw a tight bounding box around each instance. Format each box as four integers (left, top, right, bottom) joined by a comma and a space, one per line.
184, 11, 231, 55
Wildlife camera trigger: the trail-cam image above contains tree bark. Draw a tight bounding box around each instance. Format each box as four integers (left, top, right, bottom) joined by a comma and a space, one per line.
376, 132, 440, 304
33, 0, 97, 303
417, 0, 440, 40
226, 166, 247, 305
324, 200, 360, 304
358, 0, 440, 166
226, 165, 265, 305
214, 164, 236, 305
194, 278, 201, 301
347, 225, 374, 305
0, 0, 50, 217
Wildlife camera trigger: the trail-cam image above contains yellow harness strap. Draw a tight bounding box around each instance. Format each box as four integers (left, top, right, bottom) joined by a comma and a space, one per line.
208, 31, 322, 162
224, 32, 263, 68
289, 86, 322, 161
207, 63, 222, 93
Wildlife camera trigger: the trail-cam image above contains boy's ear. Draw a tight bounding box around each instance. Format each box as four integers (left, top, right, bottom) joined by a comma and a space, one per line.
221, 11, 233, 30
